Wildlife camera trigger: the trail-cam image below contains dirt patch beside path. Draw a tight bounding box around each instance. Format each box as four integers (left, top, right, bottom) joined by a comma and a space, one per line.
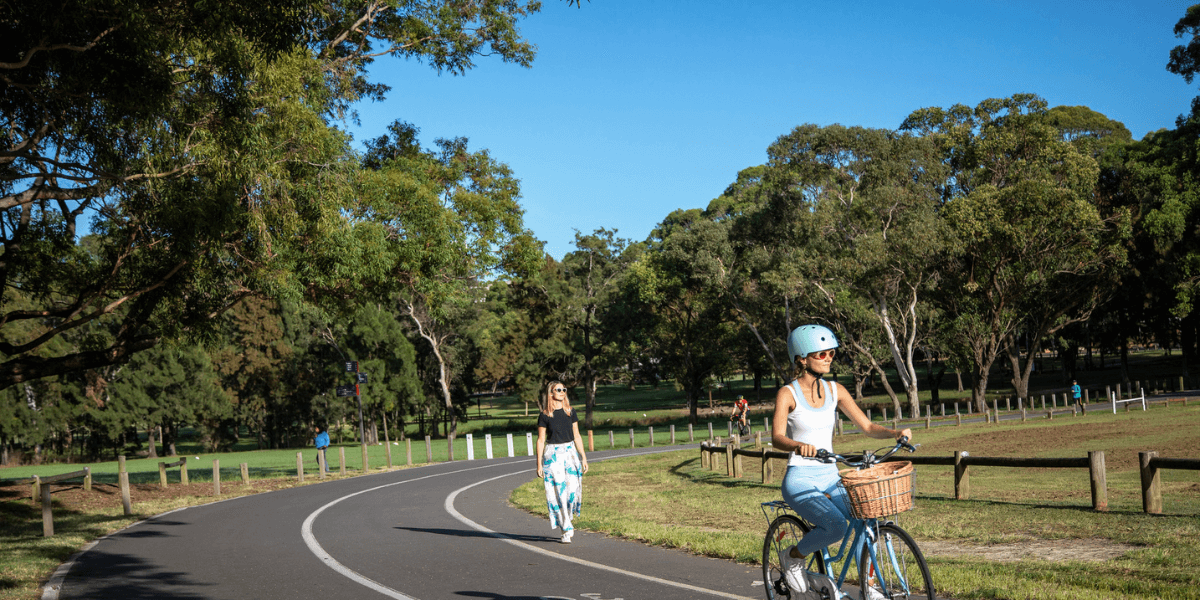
921, 538, 1140, 562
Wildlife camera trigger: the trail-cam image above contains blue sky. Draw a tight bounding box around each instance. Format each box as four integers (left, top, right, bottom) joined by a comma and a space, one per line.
350, 0, 1199, 260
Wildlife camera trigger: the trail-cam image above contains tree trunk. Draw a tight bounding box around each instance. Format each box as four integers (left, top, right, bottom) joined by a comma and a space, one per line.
583, 367, 597, 429
873, 365, 901, 415
147, 426, 158, 459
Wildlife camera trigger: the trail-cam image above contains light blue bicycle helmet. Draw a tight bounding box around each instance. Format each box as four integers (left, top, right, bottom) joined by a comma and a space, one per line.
787, 324, 839, 363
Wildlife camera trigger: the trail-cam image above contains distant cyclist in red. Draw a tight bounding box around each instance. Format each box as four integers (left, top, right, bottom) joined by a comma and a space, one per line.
731, 395, 750, 435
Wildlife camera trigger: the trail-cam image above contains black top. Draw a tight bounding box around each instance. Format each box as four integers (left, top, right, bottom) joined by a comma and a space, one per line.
537, 408, 578, 445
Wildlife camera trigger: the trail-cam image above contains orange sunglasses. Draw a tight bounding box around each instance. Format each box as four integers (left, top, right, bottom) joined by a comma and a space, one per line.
807, 349, 836, 359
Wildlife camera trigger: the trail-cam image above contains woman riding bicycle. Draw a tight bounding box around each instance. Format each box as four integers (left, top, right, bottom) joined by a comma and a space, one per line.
772, 324, 912, 594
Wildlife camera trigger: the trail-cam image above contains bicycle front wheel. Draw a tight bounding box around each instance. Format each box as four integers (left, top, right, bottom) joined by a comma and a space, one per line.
763, 515, 827, 599
857, 523, 934, 600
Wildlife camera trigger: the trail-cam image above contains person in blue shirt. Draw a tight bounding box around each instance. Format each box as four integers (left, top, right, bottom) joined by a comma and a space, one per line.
314, 425, 331, 473
1071, 380, 1082, 406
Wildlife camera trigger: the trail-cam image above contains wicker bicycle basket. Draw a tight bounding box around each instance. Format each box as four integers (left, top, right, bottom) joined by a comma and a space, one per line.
839, 461, 915, 519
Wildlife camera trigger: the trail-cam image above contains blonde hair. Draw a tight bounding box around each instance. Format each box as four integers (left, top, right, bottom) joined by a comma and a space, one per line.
542, 381, 573, 416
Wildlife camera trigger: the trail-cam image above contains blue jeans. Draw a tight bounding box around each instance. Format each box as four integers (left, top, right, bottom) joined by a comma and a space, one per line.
781, 463, 856, 556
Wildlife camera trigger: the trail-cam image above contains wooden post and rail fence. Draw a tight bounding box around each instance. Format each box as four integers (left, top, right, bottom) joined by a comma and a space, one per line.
699, 441, 1200, 514
25, 468, 91, 537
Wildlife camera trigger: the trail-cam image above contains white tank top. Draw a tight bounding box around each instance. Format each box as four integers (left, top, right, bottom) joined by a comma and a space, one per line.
786, 378, 837, 468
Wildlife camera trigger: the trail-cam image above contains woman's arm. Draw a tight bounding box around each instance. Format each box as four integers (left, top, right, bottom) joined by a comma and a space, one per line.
570, 421, 589, 474
835, 383, 912, 441
536, 426, 547, 478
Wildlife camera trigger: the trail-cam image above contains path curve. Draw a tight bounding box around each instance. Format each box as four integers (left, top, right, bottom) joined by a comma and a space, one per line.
53, 446, 766, 600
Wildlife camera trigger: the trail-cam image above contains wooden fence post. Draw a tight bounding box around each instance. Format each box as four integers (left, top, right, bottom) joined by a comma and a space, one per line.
241, 462, 250, 485
180, 459, 188, 485
708, 422, 714, 440
118, 456, 131, 516
362, 444, 369, 471
424, 436, 432, 463
725, 443, 734, 477
700, 445, 709, 470
956, 413, 962, 427
1139, 451, 1162, 514
385, 440, 393, 468
42, 483, 53, 537
297, 452, 305, 482
688, 423, 694, 442
84, 467, 91, 492
670, 424, 676, 444
649, 427, 655, 446
629, 428, 636, 448
159, 462, 167, 488
609, 430, 614, 448
448, 434, 455, 462
761, 451, 773, 484
213, 459, 221, 496
1089, 450, 1107, 511
954, 451, 968, 500
407, 439, 413, 465
339, 447, 347, 476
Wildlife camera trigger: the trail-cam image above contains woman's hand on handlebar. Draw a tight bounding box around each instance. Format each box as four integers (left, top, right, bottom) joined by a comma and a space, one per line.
793, 442, 818, 457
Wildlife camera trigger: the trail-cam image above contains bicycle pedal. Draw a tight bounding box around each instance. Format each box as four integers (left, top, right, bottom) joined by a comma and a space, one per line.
809, 573, 839, 599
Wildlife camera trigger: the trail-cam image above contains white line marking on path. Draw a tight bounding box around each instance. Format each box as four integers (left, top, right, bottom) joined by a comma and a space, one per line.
302, 448, 749, 600
301, 461, 518, 600
443, 451, 756, 600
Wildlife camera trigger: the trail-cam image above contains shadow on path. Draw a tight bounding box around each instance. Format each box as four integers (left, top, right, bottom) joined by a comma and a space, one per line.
394, 525, 556, 543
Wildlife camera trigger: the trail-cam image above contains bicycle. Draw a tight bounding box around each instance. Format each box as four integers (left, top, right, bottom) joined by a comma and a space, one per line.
760, 439, 934, 600
732, 415, 750, 437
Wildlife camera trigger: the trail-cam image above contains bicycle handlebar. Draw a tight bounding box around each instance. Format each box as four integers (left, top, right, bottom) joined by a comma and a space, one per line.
814, 437, 918, 467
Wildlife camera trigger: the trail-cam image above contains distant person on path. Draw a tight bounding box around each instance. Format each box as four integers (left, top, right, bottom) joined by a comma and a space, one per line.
535, 381, 589, 543
731, 395, 750, 432
314, 425, 330, 473
1072, 380, 1082, 406
772, 324, 913, 596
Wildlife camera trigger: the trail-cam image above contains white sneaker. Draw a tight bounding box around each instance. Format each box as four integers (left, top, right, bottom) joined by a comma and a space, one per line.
865, 585, 887, 600
561, 529, 573, 543
777, 546, 807, 593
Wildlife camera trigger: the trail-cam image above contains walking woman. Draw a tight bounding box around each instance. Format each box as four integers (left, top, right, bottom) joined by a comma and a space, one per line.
773, 324, 912, 596
535, 381, 589, 543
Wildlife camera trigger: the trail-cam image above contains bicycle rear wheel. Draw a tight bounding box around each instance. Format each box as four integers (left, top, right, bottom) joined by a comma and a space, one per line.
857, 523, 934, 600
763, 515, 827, 599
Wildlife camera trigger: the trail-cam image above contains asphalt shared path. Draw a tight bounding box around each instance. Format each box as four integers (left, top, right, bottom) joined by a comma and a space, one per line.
51, 446, 768, 600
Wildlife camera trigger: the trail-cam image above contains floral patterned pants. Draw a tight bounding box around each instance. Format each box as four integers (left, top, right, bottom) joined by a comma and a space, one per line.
542, 441, 583, 531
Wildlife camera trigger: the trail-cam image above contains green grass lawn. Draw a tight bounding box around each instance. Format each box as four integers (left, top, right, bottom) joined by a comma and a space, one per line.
512, 403, 1200, 600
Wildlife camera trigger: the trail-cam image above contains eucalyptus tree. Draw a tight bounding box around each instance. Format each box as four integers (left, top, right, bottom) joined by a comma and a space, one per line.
627, 209, 738, 424
358, 123, 541, 437
0, 0, 562, 393
559, 229, 634, 427
902, 95, 1129, 408
748, 124, 946, 417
